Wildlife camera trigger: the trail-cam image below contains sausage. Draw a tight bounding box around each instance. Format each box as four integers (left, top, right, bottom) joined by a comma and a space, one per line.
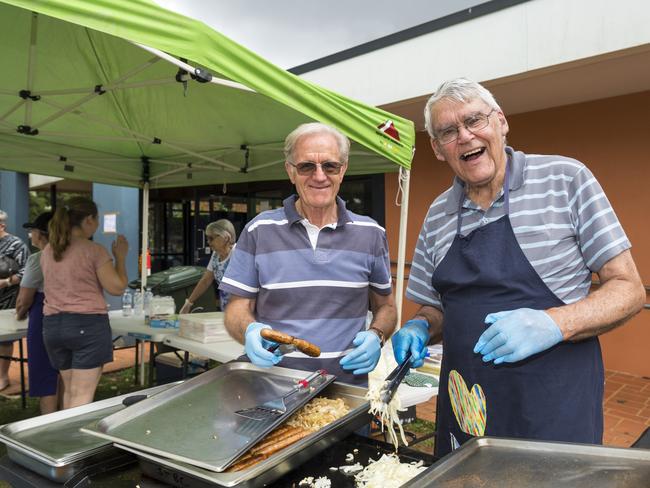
292, 338, 321, 357
260, 329, 294, 344
227, 454, 265, 472
260, 329, 321, 357
227, 427, 311, 472
254, 429, 311, 457
250, 426, 303, 455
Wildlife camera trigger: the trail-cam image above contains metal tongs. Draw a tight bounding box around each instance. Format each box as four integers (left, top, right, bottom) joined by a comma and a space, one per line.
379, 351, 412, 404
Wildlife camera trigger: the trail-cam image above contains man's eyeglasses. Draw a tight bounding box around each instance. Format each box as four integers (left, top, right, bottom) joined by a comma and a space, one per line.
434, 109, 496, 145
288, 161, 345, 176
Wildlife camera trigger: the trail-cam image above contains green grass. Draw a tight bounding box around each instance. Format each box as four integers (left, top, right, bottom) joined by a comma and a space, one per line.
370, 417, 436, 454
403, 418, 436, 453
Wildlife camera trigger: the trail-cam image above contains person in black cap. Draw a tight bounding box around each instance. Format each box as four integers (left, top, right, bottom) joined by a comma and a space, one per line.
16, 211, 60, 413
0, 209, 30, 391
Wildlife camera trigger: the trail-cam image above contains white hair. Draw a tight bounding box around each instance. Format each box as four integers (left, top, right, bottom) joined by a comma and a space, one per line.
205, 219, 236, 244
424, 78, 502, 139
284, 122, 350, 164
0, 210, 7, 224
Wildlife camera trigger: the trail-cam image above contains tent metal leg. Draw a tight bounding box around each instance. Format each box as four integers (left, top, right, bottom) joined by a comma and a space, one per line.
395, 167, 411, 326
19, 339, 26, 409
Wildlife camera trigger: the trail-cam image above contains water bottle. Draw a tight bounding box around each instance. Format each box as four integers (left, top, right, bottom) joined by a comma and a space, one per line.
121, 290, 133, 317
133, 289, 143, 316
143, 287, 154, 324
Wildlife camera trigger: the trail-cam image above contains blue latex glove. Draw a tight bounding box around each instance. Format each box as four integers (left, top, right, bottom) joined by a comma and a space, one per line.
339, 331, 382, 375
474, 308, 564, 364
391, 319, 430, 368
244, 322, 282, 368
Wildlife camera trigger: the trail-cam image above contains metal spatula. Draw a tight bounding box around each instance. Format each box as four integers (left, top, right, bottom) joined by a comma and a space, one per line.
234, 369, 327, 421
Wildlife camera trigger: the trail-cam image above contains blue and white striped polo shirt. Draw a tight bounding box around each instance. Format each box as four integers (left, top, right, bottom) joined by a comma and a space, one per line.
220, 195, 392, 385
406, 147, 631, 310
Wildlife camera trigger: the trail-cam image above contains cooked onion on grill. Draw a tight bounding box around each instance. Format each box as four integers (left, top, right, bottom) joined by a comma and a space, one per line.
354, 453, 426, 488
286, 397, 350, 432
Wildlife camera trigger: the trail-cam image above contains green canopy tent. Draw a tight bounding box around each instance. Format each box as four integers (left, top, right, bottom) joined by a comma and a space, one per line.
0, 0, 415, 321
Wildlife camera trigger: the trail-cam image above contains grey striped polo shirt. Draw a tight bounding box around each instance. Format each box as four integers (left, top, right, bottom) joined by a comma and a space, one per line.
406, 147, 631, 310
220, 195, 392, 385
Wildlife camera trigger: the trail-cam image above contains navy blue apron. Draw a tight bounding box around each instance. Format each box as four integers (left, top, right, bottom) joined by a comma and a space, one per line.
432, 160, 604, 458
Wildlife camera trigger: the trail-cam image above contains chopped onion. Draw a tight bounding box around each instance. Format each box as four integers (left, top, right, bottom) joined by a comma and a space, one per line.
354, 454, 426, 488
365, 380, 407, 449
287, 397, 350, 432
299, 476, 332, 488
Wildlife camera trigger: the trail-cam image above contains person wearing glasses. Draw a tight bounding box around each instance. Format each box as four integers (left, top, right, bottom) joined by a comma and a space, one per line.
221, 122, 396, 386
392, 78, 645, 457
179, 219, 236, 314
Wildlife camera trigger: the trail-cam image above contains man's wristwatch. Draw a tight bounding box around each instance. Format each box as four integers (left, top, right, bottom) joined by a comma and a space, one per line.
368, 326, 386, 347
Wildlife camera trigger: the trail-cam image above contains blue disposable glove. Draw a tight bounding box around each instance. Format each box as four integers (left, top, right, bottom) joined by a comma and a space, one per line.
244, 322, 282, 368
339, 331, 382, 375
391, 319, 430, 368
474, 308, 564, 364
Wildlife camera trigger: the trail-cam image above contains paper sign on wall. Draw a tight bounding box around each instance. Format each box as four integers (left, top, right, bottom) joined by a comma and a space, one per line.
103, 213, 117, 234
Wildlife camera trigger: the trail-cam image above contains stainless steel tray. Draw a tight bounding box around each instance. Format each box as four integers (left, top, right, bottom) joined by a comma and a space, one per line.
81, 362, 336, 473
0, 382, 178, 483
403, 436, 650, 488
119, 381, 371, 488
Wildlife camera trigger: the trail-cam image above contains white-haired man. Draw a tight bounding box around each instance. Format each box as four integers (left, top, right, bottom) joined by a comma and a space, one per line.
392, 78, 645, 457
222, 122, 397, 385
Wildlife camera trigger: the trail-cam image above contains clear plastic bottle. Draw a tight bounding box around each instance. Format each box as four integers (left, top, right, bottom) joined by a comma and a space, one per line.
121, 290, 133, 317
143, 287, 154, 324
133, 289, 143, 316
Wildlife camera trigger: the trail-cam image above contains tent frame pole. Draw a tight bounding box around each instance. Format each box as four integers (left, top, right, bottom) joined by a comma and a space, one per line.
140, 182, 149, 292
139, 181, 150, 386
38, 97, 241, 171
0, 137, 140, 185
395, 167, 411, 328
34, 77, 176, 97
134, 43, 254, 93
24, 12, 39, 127
33, 57, 161, 130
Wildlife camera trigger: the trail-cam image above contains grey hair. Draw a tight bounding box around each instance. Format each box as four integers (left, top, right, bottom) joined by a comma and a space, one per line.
424, 78, 502, 139
0, 210, 7, 224
206, 219, 236, 244
283, 122, 350, 164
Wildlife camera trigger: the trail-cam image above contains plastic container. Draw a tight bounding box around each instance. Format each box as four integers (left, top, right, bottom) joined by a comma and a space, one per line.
132, 289, 143, 316
121, 290, 133, 317
143, 287, 154, 323
129, 266, 216, 313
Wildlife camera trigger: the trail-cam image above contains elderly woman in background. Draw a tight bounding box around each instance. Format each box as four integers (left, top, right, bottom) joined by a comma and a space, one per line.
0, 209, 30, 391
40, 197, 129, 409
16, 212, 61, 414
180, 219, 236, 313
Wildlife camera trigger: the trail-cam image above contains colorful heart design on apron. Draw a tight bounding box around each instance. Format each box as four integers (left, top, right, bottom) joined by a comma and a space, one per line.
448, 369, 487, 436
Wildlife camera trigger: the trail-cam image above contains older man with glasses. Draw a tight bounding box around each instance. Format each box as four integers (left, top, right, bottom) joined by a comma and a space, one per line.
391, 78, 645, 457
221, 122, 397, 386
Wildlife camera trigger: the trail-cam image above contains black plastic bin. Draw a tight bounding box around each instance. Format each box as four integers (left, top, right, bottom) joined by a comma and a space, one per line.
129, 265, 216, 313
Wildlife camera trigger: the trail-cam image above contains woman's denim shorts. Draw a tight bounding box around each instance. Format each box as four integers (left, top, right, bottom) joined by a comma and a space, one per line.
42, 313, 113, 370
